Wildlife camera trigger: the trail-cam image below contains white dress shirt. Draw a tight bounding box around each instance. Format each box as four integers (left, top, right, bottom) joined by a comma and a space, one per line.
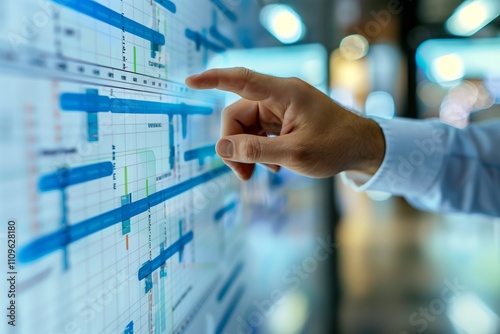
343, 118, 500, 217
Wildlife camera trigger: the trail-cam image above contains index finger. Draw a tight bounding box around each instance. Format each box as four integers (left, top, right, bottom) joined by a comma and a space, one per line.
185, 67, 287, 102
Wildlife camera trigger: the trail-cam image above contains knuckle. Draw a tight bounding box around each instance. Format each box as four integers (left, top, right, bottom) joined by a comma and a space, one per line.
288, 76, 304, 87
241, 138, 261, 162
236, 67, 255, 79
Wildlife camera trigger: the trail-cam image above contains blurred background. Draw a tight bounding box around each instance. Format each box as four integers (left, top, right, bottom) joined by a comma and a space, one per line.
1, 1, 498, 333
234, 0, 500, 333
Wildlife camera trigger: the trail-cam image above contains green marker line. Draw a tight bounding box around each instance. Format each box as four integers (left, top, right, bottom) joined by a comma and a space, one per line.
133, 46, 137, 73
146, 179, 149, 197
124, 166, 128, 195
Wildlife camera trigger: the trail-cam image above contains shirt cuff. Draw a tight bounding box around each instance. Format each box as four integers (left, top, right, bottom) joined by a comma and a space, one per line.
342, 117, 447, 197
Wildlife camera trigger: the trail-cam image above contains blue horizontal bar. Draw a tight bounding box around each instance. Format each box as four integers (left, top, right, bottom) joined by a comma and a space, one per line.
211, 0, 238, 22
184, 145, 216, 163
19, 166, 231, 263
215, 285, 245, 334
185, 29, 226, 53
138, 231, 193, 280
60, 93, 213, 116
155, 0, 176, 13
217, 261, 244, 302
39, 162, 113, 191
53, 0, 165, 45
214, 201, 237, 222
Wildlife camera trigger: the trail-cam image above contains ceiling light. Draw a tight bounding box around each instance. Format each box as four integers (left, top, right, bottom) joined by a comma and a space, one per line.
431, 54, 465, 83
260, 5, 305, 44
339, 34, 369, 61
446, 0, 500, 36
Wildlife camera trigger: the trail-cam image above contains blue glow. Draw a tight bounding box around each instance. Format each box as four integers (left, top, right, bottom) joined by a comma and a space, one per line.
416, 38, 500, 83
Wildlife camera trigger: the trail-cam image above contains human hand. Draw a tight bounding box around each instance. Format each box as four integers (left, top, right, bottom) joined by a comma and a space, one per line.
185, 67, 385, 181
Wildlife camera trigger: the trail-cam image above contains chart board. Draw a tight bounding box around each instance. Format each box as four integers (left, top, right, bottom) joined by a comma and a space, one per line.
0, 0, 260, 333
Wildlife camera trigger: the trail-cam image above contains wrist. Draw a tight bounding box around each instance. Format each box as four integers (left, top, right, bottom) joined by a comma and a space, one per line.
350, 118, 386, 175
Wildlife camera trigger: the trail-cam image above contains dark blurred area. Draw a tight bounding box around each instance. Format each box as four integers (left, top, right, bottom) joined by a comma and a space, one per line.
252, 0, 500, 333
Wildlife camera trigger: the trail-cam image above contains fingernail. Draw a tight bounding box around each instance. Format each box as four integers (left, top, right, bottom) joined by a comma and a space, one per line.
218, 139, 234, 158
185, 74, 198, 82
263, 164, 279, 173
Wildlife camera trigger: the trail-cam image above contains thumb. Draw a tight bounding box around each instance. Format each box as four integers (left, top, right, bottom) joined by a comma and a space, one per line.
216, 135, 291, 166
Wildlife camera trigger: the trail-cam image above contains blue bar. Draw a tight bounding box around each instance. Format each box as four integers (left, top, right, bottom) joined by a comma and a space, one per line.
214, 201, 237, 222
61, 93, 212, 139
184, 145, 216, 165
53, 0, 165, 45
168, 115, 175, 169
211, 0, 238, 22
87, 112, 98, 142
60, 93, 212, 116
178, 220, 184, 263
60, 93, 110, 111
121, 194, 132, 235
20, 166, 230, 263
145, 271, 153, 293
215, 285, 245, 334
124, 321, 134, 334
185, 29, 226, 53
217, 261, 244, 302
61, 190, 69, 270
160, 266, 167, 278
110, 100, 212, 115
39, 162, 113, 192
155, 0, 176, 13
86, 89, 99, 142
138, 231, 193, 280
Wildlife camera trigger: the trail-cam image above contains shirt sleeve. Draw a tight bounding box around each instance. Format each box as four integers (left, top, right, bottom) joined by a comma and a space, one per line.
342, 117, 500, 217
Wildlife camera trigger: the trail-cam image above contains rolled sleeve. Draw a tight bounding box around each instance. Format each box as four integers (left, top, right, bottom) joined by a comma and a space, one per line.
342, 117, 447, 197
